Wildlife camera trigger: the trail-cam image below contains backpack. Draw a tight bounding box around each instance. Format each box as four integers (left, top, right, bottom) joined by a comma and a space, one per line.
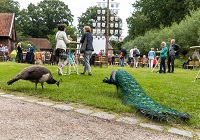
133, 49, 140, 57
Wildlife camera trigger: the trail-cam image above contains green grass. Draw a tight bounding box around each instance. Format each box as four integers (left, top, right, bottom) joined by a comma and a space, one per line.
0, 62, 199, 131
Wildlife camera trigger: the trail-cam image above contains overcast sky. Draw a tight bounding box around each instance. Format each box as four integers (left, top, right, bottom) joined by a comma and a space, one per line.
15, 0, 135, 37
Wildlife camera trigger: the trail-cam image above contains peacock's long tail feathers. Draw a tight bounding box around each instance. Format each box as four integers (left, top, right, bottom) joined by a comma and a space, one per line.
114, 70, 191, 121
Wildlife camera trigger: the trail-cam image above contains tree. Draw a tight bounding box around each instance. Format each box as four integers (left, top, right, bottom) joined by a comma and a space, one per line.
77, 6, 99, 35
127, 0, 200, 40
126, 11, 150, 39
0, 0, 22, 42
17, 0, 74, 38
0, 0, 20, 15
124, 9, 200, 57
110, 40, 124, 55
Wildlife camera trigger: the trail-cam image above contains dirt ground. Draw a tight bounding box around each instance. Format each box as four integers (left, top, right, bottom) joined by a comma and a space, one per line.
0, 96, 188, 140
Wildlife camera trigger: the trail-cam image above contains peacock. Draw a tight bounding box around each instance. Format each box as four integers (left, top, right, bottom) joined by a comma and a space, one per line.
103, 69, 191, 121
7, 65, 60, 90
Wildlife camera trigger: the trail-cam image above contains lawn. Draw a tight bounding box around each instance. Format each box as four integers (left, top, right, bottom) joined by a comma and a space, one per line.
0, 62, 199, 131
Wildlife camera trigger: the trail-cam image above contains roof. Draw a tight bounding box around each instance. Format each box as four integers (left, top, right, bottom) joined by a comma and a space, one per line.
0, 13, 15, 37
25, 38, 51, 50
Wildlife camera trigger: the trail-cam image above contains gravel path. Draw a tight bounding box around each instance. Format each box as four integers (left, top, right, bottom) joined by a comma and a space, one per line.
0, 96, 188, 140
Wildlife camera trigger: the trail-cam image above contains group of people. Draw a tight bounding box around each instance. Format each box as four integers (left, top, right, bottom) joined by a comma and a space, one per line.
16, 42, 35, 64
0, 21, 184, 77
127, 46, 155, 68
119, 38, 181, 74
0, 44, 9, 60
55, 24, 93, 76
129, 46, 141, 68
98, 49, 106, 56
55, 24, 182, 76
118, 46, 141, 67
158, 39, 181, 73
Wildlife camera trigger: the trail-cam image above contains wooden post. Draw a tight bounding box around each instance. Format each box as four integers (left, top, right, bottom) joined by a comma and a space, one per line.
106, 0, 109, 66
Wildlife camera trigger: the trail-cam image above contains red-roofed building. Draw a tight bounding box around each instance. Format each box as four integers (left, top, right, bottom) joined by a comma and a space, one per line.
0, 13, 16, 52
25, 38, 52, 51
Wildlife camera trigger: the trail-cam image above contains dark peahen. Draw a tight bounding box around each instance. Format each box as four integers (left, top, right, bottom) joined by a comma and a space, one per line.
7, 65, 60, 89
103, 69, 191, 121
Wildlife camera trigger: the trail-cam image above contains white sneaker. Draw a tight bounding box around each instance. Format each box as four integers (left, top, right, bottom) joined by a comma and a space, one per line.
58, 67, 63, 75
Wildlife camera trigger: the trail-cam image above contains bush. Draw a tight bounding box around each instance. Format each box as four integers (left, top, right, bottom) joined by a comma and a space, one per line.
124, 9, 200, 57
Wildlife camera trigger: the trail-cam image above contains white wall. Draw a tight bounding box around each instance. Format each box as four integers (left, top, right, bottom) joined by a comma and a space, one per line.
93, 37, 106, 54
77, 36, 106, 54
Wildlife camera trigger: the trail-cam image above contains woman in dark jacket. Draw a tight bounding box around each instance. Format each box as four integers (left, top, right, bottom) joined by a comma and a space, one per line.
120, 47, 127, 67
80, 26, 94, 76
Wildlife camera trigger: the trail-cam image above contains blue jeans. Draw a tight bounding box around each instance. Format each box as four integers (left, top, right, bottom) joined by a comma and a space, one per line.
83, 50, 92, 73
120, 57, 125, 67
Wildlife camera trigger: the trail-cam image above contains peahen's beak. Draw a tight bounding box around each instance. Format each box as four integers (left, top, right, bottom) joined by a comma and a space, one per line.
56, 78, 62, 87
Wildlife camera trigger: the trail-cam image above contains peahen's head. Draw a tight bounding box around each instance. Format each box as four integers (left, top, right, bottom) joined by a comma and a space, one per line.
56, 78, 62, 87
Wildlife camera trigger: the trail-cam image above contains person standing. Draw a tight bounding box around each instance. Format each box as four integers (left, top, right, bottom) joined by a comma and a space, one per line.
102, 49, 106, 56
98, 50, 102, 56
80, 26, 94, 76
120, 47, 127, 67
5, 46, 9, 61
55, 24, 72, 75
1, 44, 6, 60
129, 47, 134, 66
153, 56, 158, 68
17, 42, 23, 63
132, 46, 140, 68
158, 42, 168, 73
148, 48, 155, 69
26, 44, 35, 64
28, 44, 34, 52
0, 44, 2, 50
167, 39, 181, 73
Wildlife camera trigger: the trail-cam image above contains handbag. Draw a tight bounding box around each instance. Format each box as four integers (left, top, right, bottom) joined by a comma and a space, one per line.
56, 48, 67, 59
80, 36, 87, 53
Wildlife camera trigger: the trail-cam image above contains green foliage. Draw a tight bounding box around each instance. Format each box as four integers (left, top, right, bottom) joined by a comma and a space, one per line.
110, 40, 124, 54
127, 0, 200, 40
124, 9, 200, 57
47, 28, 57, 50
126, 11, 150, 39
0, 0, 21, 32
0, 0, 20, 15
16, 31, 29, 43
1, 62, 199, 129
16, 0, 74, 38
16, 41, 39, 52
77, 6, 99, 35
